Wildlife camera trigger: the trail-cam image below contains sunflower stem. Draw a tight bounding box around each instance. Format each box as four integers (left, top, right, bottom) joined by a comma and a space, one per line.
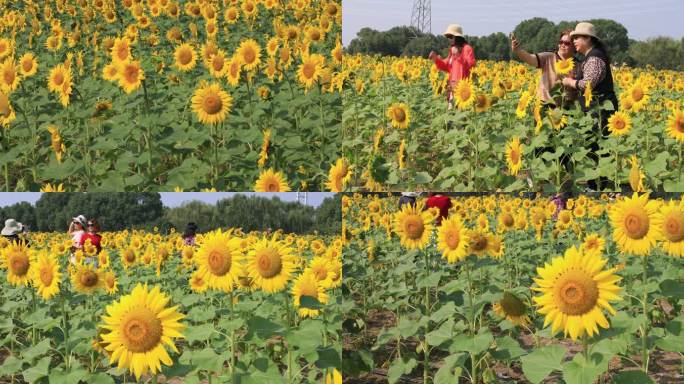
229, 290, 237, 383
423, 247, 430, 384
30, 287, 36, 345
61, 292, 71, 372
284, 290, 294, 384
641, 255, 650, 373
678, 141, 682, 182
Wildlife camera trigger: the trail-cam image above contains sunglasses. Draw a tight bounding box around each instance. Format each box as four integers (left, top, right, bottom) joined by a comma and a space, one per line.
558, 40, 573, 47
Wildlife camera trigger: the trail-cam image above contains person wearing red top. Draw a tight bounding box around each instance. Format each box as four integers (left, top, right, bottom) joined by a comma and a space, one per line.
429, 24, 476, 110
80, 219, 102, 256
425, 193, 452, 225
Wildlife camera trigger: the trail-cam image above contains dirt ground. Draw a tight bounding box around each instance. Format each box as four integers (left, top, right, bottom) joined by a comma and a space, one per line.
344, 309, 684, 384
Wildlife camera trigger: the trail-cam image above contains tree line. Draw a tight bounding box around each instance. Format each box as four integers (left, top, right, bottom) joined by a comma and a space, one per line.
0, 193, 341, 236
346, 18, 684, 71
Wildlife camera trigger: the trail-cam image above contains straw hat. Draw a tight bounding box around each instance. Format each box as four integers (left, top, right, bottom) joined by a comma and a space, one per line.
1, 219, 23, 236
443, 24, 464, 38
72, 214, 87, 227
570, 22, 599, 40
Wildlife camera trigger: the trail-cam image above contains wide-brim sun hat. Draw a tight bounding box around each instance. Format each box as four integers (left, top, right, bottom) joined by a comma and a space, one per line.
1, 218, 23, 236
570, 22, 599, 40
443, 24, 464, 38
72, 214, 87, 227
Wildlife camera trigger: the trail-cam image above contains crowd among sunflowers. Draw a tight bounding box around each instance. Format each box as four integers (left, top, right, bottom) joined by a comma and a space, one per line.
0, 0, 342, 191
342, 193, 684, 383
341, 54, 684, 192
0, 227, 342, 382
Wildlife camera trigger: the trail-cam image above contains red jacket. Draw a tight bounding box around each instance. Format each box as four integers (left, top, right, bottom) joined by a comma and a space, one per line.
433, 44, 476, 86
80, 233, 102, 254
426, 195, 452, 224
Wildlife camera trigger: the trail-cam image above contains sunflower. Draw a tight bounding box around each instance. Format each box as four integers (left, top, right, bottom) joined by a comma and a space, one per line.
207, 50, 228, 78
100, 284, 186, 380
554, 57, 574, 75
625, 82, 649, 111
493, 292, 530, 326
454, 78, 475, 110
102, 62, 120, 82
386, 102, 410, 129
224, 6, 239, 24
308, 256, 335, 288
533, 246, 622, 340
326, 157, 351, 192
467, 229, 494, 257
607, 111, 631, 136
325, 368, 342, 384
195, 229, 244, 292
393, 201, 433, 250
437, 216, 469, 263
18, 53, 38, 78
505, 137, 523, 176
0, 91, 15, 127
1, 242, 32, 286
190, 82, 232, 124
246, 237, 298, 293
292, 269, 328, 318
225, 54, 242, 86
609, 193, 662, 256
583, 81, 593, 108
254, 168, 291, 192
474, 93, 491, 113
0, 38, 12, 59
111, 37, 132, 63
581, 233, 606, 257
657, 199, 684, 257
71, 264, 103, 294
0, 58, 20, 94
121, 247, 137, 269
547, 108, 568, 130
31, 251, 61, 300
173, 43, 197, 72
666, 109, 684, 142
628, 155, 645, 192
297, 54, 322, 89
103, 270, 118, 294
189, 270, 208, 293
515, 90, 532, 118
117, 60, 145, 94
236, 38, 261, 71
41, 183, 65, 192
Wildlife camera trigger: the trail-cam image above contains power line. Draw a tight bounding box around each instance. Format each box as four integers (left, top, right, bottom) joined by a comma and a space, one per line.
410, 0, 431, 34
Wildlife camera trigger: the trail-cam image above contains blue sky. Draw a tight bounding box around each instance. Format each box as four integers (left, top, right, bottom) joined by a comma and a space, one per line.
0, 193, 334, 208
343, 0, 684, 46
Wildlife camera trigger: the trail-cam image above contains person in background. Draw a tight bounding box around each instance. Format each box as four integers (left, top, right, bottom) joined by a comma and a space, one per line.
511, 28, 577, 106
1, 218, 29, 245
398, 192, 418, 209
425, 193, 452, 225
80, 219, 103, 256
68, 215, 87, 251
429, 24, 476, 110
183, 222, 198, 246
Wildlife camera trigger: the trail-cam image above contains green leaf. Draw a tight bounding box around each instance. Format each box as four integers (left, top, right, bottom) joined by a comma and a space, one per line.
434, 354, 465, 384
612, 370, 655, 383
415, 171, 433, 184
520, 345, 566, 384
48, 367, 88, 384
426, 319, 454, 346
490, 336, 526, 361
247, 316, 284, 340
660, 279, 684, 299
299, 295, 322, 310
21, 339, 52, 362
191, 348, 226, 372
22, 356, 51, 383
184, 323, 215, 343
562, 352, 610, 384
450, 329, 493, 355
387, 357, 417, 384
87, 372, 116, 384
0, 355, 22, 376
314, 346, 341, 369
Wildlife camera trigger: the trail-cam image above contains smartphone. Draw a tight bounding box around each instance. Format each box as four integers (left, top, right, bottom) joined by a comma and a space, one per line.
509, 32, 516, 40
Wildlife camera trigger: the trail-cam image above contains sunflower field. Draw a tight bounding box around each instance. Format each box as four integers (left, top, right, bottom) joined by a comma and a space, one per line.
0, 228, 342, 383
0, 0, 342, 192
342, 193, 684, 383
341, 55, 684, 193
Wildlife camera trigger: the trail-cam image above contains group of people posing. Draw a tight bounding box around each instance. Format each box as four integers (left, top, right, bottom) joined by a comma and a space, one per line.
429, 22, 617, 190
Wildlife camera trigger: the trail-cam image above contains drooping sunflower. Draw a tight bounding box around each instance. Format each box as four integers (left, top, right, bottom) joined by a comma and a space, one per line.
71, 264, 103, 294
246, 236, 298, 293
609, 193, 662, 256
454, 78, 475, 110
386, 102, 410, 129
437, 215, 469, 263
607, 111, 632, 136
195, 229, 244, 291
1, 241, 33, 286
666, 109, 684, 142
100, 284, 186, 380
32, 250, 61, 300
393, 201, 433, 250
292, 269, 329, 318
236, 38, 261, 71
191, 81, 232, 124
117, 60, 145, 94
657, 199, 684, 257
554, 57, 574, 75
254, 168, 291, 192
173, 43, 197, 72
505, 137, 523, 176
533, 246, 622, 340
547, 108, 568, 130
628, 155, 645, 192
397, 139, 406, 169
493, 291, 530, 326
326, 157, 351, 192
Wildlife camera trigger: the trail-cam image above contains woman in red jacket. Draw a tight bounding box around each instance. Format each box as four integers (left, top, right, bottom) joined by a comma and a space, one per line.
428, 24, 476, 110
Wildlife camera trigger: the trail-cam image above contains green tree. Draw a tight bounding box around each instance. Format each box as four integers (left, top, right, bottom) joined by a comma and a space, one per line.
629, 37, 684, 70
